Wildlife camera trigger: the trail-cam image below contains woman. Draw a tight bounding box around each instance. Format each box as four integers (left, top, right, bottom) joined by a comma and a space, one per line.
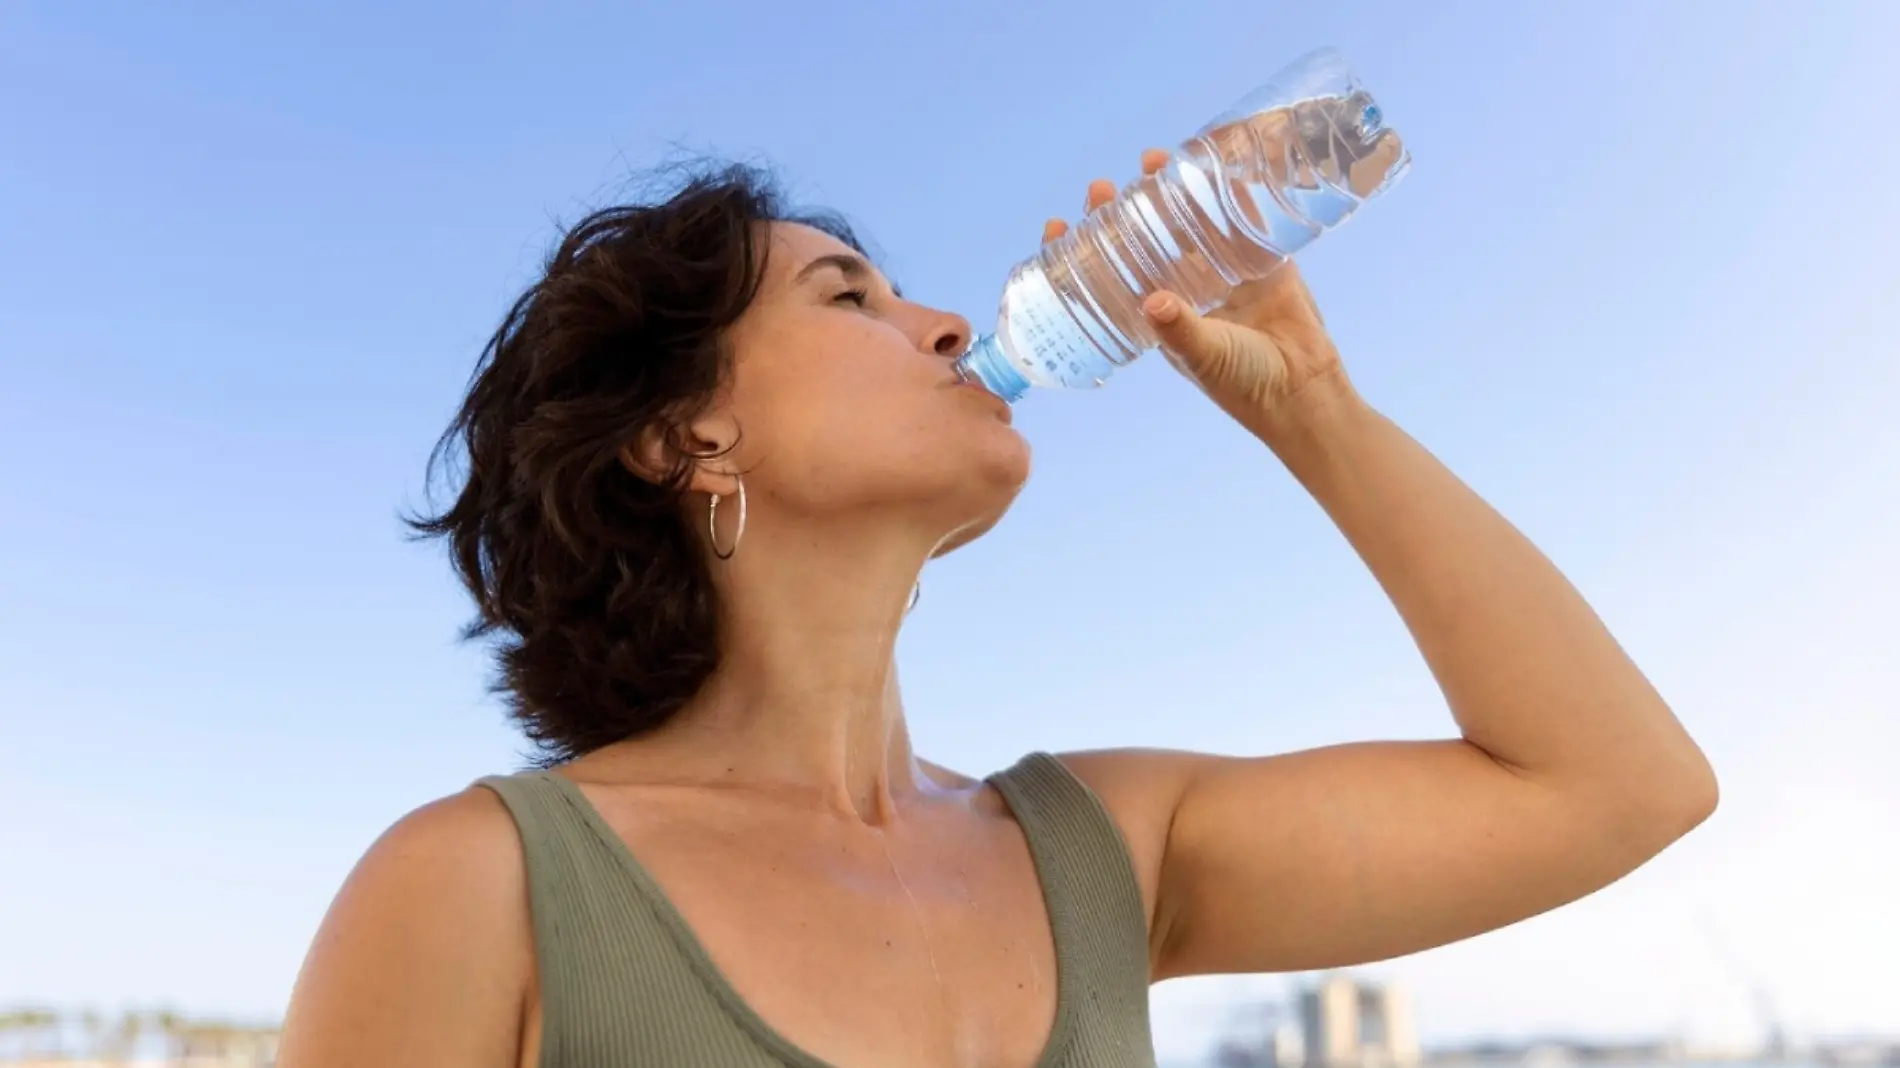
277, 151, 1717, 1068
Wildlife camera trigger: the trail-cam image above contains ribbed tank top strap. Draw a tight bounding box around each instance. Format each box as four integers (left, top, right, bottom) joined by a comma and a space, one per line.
475, 770, 780, 1068
986, 752, 1156, 1064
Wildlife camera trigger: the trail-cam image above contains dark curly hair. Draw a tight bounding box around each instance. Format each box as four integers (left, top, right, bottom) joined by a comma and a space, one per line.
408, 162, 868, 764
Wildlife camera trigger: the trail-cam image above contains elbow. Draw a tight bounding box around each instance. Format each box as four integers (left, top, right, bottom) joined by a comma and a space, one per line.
1583, 735, 1719, 860
1640, 745, 1721, 846
1669, 720, 1720, 822
1586, 764, 1717, 877
1679, 754, 1721, 830
1632, 699, 1721, 840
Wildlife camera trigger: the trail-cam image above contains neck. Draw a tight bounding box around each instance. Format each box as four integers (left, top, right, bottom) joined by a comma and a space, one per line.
649, 512, 941, 823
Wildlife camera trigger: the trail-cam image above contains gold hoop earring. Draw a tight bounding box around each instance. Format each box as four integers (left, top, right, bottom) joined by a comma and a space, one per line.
709, 477, 746, 561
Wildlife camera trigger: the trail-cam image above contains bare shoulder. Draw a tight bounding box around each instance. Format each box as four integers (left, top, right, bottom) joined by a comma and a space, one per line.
1046, 749, 1208, 946
276, 785, 533, 1068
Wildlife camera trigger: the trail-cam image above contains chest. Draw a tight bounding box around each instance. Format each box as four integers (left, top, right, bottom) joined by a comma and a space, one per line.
535, 796, 1065, 1068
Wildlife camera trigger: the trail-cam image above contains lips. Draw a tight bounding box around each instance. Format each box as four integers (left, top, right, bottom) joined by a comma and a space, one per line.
949, 377, 1014, 422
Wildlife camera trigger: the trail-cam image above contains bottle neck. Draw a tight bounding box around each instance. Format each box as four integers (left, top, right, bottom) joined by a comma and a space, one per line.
953, 333, 1030, 404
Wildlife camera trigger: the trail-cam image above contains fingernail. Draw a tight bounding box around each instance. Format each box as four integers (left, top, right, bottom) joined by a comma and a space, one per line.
1143, 293, 1179, 322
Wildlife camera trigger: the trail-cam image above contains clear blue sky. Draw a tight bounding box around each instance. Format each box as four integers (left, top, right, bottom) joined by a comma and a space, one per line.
2, 1, 1896, 1060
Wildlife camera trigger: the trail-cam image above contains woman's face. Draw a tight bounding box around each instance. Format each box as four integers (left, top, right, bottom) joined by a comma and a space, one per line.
704, 222, 1030, 554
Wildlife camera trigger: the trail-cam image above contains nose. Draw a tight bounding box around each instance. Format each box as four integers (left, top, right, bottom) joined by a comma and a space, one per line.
920, 308, 972, 359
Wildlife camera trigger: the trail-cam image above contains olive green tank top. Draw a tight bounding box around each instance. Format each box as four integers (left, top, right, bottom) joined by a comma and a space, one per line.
476, 752, 1157, 1067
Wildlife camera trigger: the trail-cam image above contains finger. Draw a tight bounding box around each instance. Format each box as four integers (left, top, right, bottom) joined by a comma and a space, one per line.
1143, 291, 1241, 371
1042, 217, 1069, 244
1139, 148, 1169, 175
1085, 178, 1116, 214
1143, 291, 1191, 329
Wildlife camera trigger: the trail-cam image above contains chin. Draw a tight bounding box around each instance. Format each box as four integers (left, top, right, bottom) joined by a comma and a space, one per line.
931, 443, 1030, 558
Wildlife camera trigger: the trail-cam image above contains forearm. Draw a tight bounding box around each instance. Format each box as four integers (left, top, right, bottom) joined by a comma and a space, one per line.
1254, 383, 1716, 811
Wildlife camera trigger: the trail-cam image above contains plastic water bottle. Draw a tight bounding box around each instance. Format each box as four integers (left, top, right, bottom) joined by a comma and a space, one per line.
955, 47, 1410, 403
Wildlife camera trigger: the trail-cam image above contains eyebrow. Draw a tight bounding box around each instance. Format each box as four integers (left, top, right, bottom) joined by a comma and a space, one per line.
792, 252, 903, 298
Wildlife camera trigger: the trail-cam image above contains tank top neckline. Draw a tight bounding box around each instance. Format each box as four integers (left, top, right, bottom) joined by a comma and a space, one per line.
530, 754, 1084, 1068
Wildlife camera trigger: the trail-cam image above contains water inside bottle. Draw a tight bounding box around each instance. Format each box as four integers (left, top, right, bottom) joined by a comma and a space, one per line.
971, 91, 1409, 397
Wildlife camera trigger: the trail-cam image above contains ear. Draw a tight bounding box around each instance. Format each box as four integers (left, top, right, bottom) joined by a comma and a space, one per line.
618, 408, 744, 498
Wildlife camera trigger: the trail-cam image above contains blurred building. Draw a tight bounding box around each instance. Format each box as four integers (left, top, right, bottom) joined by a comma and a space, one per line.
1300, 973, 1421, 1068
0, 1008, 278, 1068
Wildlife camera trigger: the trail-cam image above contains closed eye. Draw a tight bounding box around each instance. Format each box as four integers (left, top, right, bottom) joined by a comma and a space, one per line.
833, 288, 870, 307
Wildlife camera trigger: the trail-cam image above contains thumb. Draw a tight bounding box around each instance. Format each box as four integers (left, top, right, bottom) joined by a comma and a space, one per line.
1143, 291, 1246, 382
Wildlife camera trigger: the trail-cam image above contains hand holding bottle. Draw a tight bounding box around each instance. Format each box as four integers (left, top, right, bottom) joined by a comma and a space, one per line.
1043, 150, 1355, 436
957, 47, 1405, 407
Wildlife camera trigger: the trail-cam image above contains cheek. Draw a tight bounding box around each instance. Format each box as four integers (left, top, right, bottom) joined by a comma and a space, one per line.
740, 316, 929, 401
796, 388, 945, 484
727, 317, 1028, 512
728, 328, 925, 463
755, 377, 1028, 510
